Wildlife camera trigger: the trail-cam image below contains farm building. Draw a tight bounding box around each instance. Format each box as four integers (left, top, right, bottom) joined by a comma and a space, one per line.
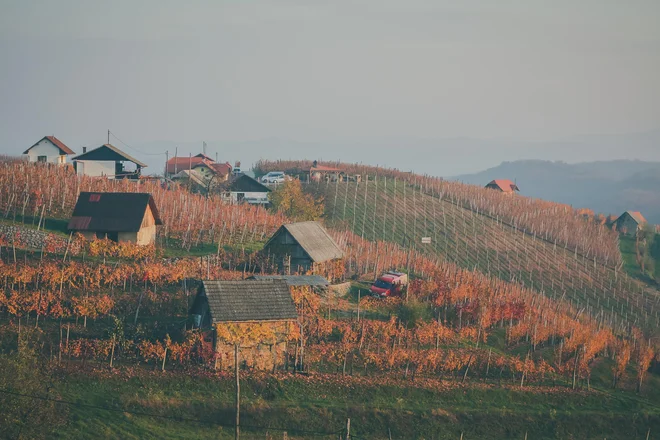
68, 192, 162, 245
23, 135, 75, 164
165, 153, 217, 177
190, 279, 298, 370
309, 164, 344, 182
72, 144, 147, 179
193, 161, 232, 183
485, 179, 520, 194
222, 174, 271, 205
262, 221, 344, 273
614, 211, 647, 236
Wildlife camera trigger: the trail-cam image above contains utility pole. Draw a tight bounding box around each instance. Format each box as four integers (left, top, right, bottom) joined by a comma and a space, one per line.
174, 147, 178, 175
165, 150, 169, 178
107, 129, 110, 144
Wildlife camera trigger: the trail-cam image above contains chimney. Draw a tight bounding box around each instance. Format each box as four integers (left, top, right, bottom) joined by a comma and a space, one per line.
82, 147, 87, 153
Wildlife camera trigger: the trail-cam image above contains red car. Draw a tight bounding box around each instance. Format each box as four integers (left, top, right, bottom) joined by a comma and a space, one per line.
370, 271, 408, 298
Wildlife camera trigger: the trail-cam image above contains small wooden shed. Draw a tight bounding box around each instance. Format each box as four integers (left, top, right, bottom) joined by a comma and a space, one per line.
190, 280, 298, 370
262, 221, 344, 273
68, 192, 162, 245
615, 211, 647, 236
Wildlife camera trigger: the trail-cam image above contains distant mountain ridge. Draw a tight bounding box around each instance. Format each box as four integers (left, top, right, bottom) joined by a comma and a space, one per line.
453, 160, 660, 224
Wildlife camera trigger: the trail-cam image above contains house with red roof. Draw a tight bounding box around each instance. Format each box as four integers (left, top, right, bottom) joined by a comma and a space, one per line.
23, 136, 75, 164
485, 179, 520, 194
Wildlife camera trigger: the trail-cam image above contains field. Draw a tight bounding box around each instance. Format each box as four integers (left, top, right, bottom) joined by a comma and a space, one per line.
307, 178, 660, 332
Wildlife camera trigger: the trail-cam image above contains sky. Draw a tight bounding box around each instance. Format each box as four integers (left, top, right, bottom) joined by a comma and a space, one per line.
1, 0, 659, 175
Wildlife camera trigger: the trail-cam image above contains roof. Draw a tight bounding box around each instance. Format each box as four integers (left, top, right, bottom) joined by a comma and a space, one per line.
208, 162, 232, 176
248, 275, 329, 287
24, 136, 75, 155
198, 280, 298, 322
72, 144, 147, 167
619, 211, 647, 224
266, 221, 344, 263
229, 175, 271, 193
194, 153, 214, 160
486, 179, 519, 193
166, 157, 212, 174
68, 192, 163, 232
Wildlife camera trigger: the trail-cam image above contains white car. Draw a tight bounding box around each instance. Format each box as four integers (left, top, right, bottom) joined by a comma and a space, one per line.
261, 171, 286, 184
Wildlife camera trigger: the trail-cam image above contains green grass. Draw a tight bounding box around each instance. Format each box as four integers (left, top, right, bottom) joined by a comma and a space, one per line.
52, 370, 660, 439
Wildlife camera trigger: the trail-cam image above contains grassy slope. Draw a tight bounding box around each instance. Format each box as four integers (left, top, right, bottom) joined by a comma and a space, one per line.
54, 369, 660, 440
309, 181, 660, 330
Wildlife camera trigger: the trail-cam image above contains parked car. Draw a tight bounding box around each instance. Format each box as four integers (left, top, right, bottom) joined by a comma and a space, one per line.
261, 171, 286, 184
370, 271, 408, 297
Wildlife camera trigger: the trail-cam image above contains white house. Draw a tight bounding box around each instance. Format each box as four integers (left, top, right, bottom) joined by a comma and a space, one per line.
72, 144, 147, 179
23, 136, 75, 164
222, 174, 271, 205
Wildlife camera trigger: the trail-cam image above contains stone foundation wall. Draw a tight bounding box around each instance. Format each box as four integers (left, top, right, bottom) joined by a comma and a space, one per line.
0, 224, 68, 250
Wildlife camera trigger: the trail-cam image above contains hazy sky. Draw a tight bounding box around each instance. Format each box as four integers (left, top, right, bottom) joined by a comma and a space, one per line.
1, 0, 659, 172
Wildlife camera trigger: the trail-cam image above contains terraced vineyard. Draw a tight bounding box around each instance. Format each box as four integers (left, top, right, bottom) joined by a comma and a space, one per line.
308, 178, 660, 331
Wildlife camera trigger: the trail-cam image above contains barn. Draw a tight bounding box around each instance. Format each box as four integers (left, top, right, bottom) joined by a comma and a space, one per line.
262, 221, 344, 273
222, 174, 271, 205
68, 192, 162, 245
614, 211, 647, 236
190, 279, 298, 370
485, 179, 520, 194
23, 136, 75, 164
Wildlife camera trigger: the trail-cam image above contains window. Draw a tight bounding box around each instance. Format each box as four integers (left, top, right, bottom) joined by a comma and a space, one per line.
37, 156, 47, 162
89, 194, 101, 202
237, 193, 245, 202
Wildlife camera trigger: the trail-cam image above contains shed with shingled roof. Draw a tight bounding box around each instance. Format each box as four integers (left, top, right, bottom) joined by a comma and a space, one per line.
68, 192, 162, 245
615, 211, 647, 236
262, 221, 344, 272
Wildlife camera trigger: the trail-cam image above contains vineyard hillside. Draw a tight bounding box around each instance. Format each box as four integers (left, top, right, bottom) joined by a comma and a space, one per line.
257, 160, 660, 332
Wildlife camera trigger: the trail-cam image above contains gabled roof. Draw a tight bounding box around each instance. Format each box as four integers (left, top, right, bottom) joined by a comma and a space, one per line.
229, 175, 271, 193
24, 136, 75, 155
248, 275, 329, 287
618, 211, 647, 224
72, 144, 147, 167
486, 179, 519, 193
207, 162, 233, 176
167, 157, 212, 174
266, 221, 344, 263
68, 192, 163, 232
196, 280, 298, 323
194, 153, 214, 160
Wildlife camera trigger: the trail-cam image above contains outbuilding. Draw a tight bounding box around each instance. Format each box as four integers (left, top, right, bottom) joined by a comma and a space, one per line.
262, 221, 344, 273
485, 179, 520, 194
68, 192, 162, 245
190, 279, 298, 370
23, 136, 75, 164
614, 211, 647, 236
223, 174, 271, 205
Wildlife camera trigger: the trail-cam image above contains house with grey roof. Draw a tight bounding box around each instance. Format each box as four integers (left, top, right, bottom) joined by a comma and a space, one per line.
615, 211, 647, 236
262, 221, 344, 273
190, 279, 298, 370
72, 144, 147, 179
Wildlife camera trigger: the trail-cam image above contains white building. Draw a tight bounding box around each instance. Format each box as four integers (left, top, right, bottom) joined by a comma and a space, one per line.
23, 136, 75, 164
222, 174, 271, 205
72, 144, 147, 179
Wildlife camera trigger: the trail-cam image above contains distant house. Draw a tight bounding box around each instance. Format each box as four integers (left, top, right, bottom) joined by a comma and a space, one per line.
262, 221, 344, 273
485, 179, 520, 194
165, 155, 213, 177
614, 211, 647, 236
190, 279, 298, 370
72, 144, 147, 179
193, 162, 232, 183
309, 164, 344, 182
68, 192, 163, 245
222, 175, 271, 205
23, 136, 75, 164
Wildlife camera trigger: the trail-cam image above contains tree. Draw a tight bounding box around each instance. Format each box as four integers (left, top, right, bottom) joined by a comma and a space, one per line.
269, 179, 324, 221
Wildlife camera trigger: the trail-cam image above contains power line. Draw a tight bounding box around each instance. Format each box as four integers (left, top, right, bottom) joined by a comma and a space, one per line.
108, 130, 167, 157
0, 388, 343, 437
